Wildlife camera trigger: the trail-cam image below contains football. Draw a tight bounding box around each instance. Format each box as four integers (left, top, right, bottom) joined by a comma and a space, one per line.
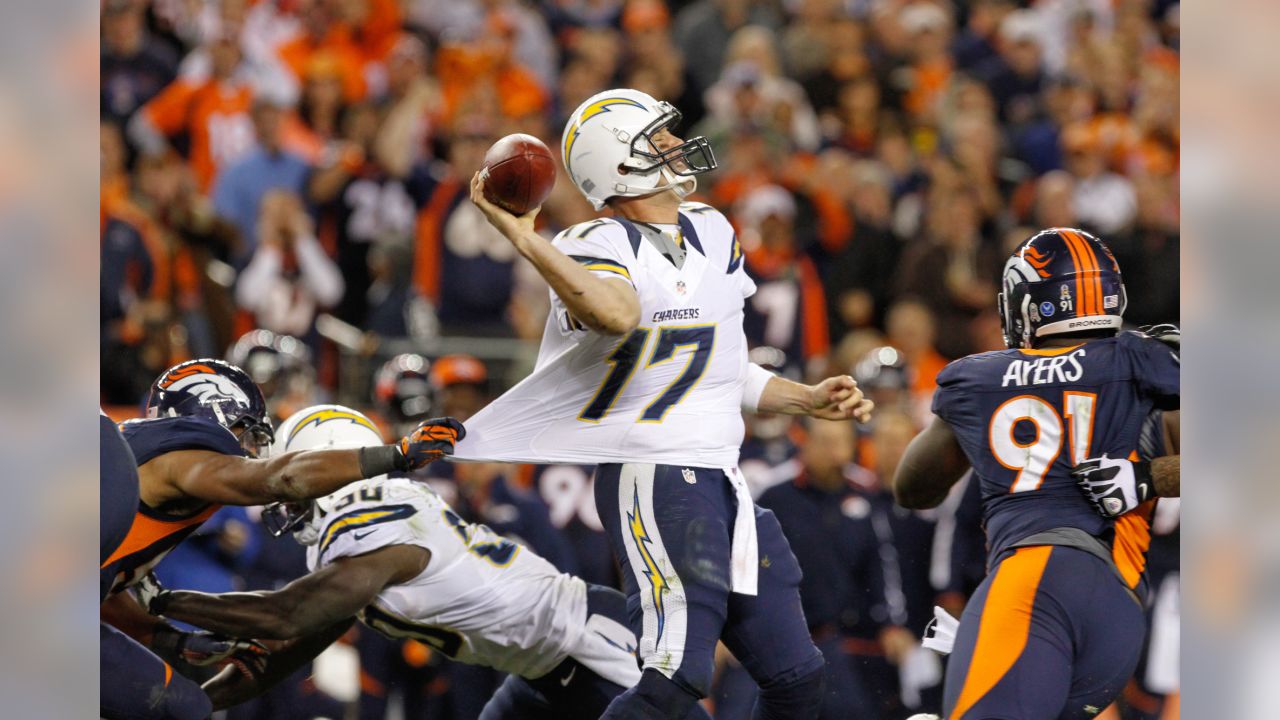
481, 133, 557, 216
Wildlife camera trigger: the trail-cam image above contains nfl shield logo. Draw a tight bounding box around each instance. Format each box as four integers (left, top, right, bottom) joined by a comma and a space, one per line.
676, 280, 687, 295
682, 468, 697, 484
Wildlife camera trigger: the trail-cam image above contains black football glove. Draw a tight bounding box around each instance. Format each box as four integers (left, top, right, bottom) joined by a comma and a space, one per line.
397, 417, 466, 470
1072, 454, 1154, 518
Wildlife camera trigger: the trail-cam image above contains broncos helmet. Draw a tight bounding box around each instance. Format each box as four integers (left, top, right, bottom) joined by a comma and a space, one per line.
999, 228, 1128, 349
146, 359, 275, 457
373, 353, 435, 436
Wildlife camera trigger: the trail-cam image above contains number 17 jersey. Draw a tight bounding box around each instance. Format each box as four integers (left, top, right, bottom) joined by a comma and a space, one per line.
931, 331, 1179, 586
455, 202, 757, 468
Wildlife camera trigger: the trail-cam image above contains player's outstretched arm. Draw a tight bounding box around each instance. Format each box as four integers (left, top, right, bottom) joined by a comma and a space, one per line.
202, 618, 354, 711
141, 544, 429, 640
893, 417, 971, 509
469, 172, 640, 335
158, 418, 464, 505
751, 370, 875, 423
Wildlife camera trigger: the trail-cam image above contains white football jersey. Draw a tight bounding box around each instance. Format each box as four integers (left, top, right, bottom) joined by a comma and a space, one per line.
455, 202, 756, 468
306, 478, 635, 685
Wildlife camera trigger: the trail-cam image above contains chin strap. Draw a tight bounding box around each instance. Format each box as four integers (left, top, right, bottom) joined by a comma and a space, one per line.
611, 168, 697, 203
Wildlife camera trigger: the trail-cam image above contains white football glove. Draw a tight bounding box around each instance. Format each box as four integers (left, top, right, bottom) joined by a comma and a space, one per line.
920, 605, 959, 656
1072, 454, 1154, 518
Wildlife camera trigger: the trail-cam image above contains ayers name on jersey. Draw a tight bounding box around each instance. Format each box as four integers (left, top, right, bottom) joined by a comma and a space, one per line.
931, 331, 1179, 590
455, 202, 756, 468
309, 477, 639, 686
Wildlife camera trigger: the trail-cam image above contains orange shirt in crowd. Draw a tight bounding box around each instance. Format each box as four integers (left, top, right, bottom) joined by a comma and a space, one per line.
434, 45, 548, 123
140, 78, 255, 192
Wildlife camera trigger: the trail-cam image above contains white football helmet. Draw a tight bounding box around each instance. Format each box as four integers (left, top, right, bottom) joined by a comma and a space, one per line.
262, 404, 387, 545
561, 88, 717, 210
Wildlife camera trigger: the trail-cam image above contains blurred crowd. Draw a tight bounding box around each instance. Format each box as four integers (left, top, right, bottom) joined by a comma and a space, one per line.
100, 0, 1180, 718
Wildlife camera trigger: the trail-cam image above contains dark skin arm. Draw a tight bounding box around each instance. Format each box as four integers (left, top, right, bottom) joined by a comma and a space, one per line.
202, 619, 354, 711
156, 544, 429, 639
1151, 456, 1180, 498
892, 416, 972, 509
144, 447, 374, 507
101, 590, 169, 645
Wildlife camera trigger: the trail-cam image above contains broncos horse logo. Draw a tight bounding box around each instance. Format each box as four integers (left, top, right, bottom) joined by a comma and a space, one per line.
159, 364, 252, 410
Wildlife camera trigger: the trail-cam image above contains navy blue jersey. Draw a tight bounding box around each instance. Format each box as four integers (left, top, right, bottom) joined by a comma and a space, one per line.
932, 331, 1179, 587
101, 416, 245, 595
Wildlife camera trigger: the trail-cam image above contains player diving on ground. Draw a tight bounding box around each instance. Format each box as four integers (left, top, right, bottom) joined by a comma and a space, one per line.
134, 405, 711, 720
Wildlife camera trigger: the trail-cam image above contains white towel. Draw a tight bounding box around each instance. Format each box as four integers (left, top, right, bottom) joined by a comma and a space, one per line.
725, 467, 759, 596
921, 606, 960, 655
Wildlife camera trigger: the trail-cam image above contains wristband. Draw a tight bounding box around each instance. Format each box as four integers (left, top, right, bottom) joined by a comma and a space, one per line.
359, 445, 407, 477
742, 363, 775, 412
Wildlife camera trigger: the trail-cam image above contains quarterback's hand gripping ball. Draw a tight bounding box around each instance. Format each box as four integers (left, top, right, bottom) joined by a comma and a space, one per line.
398, 417, 467, 470
1072, 454, 1154, 518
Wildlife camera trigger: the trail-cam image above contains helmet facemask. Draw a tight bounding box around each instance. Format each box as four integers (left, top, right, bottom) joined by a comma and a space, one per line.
262, 500, 316, 541
618, 102, 716, 200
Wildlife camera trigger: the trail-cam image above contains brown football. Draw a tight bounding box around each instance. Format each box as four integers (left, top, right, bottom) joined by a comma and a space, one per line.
481, 133, 557, 216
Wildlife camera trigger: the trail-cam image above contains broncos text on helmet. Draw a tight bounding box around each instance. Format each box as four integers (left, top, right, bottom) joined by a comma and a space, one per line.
999, 227, 1128, 349
561, 88, 717, 210
145, 358, 275, 456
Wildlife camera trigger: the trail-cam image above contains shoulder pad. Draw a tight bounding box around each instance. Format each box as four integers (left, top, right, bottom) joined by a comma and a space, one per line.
120, 415, 244, 465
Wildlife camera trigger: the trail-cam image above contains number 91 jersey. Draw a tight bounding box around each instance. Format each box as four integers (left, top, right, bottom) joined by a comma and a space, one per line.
455, 203, 757, 468
931, 331, 1179, 585
306, 478, 590, 681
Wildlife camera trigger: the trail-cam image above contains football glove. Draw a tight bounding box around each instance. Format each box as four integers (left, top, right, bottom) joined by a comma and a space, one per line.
133, 572, 171, 615
1138, 323, 1180, 350
1072, 454, 1154, 518
397, 417, 466, 470
152, 626, 269, 676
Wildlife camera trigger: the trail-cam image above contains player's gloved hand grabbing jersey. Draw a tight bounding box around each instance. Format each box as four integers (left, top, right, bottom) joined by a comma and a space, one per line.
1138, 323, 1180, 350
1072, 454, 1155, 518
355, 417, 467, 476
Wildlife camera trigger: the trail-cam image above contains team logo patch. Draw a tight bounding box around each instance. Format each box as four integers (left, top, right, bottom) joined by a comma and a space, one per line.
676, 280, 687, 296
682, 468, 696, 484
1039, 301, 1055, 318
1059, 284, 1074, 312
1103, 294, 1119, 309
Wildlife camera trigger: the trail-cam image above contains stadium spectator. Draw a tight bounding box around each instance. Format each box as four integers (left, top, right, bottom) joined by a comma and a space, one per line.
1063, 122, 1138, 234
101, 0, 179, 126
737, 184, 830, 379
129, 30, 257, 192
883, 298, 948, 417
976, 9, 1047, 125
413, 122, 521, 336
212, 96, 312, 262
824, 160, 903, 335
673, 0, 782, 99
749, 419, 893, 720
703, 26, 821, 152
430, 353, 490, 421
235, 190, 344, 338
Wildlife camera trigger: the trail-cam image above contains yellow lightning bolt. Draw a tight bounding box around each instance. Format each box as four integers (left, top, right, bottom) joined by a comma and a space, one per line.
628, 486, 669, 641
288, 407, 381, 446
563, 97, 647, 166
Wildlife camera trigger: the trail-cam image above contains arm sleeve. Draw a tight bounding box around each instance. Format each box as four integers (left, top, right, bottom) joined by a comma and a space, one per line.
547, 221, 637, 336
742, 362, 775, 412
294, 233, 346, 308
234, 245, 283, 310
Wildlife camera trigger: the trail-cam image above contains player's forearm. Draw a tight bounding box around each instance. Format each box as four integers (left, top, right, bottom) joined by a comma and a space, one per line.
256, 447, 400, 503
101, 591, 170, 645
755, 375, 815, 415
1151, 455, 1179, 497
893, 420, 970, 509
156, 590, 303, 639
510, 230, 640, 335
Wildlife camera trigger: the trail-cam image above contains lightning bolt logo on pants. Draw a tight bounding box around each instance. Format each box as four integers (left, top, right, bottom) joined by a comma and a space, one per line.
628, 486, 669, 642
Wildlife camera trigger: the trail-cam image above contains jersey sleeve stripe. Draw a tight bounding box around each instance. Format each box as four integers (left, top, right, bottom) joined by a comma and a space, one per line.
318, 504, 417, 556
568, 256, 632, 281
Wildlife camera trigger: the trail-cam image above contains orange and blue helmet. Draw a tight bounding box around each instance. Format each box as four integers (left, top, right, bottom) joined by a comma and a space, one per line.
145, 359, 274, 455
999, 228, 1127, 349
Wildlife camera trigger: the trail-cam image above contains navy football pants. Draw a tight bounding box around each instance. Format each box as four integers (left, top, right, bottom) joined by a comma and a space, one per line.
595, 463, 823, 703
943, 545, 1145, 720
100, 623, 211, 720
